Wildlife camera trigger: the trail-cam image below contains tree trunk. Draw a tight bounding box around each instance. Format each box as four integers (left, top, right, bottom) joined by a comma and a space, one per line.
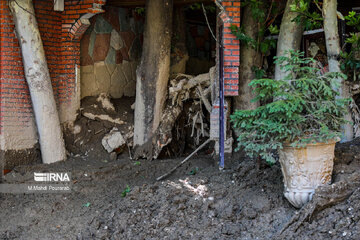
134, 0, 173, 150
323, 0, 353, 142
170, 6, 189, 74
275, 0, 304, 80
234, 4, 261, 110
9, 0, 66, 164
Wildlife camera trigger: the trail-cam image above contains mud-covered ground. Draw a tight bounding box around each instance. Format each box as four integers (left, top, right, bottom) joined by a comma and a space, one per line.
1, 136, 359, 239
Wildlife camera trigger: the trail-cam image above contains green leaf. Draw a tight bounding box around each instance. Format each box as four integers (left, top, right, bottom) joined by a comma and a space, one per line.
121, 185, 131, 197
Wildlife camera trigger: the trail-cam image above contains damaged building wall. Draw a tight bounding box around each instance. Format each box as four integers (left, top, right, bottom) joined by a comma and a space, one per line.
0, 0, 106, 168
80, 6, 143, 99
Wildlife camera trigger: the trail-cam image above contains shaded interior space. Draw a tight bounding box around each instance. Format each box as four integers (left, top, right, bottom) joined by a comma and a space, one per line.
74, 3, 217, 160
184, 6, 216, 75
79, 3, 216, 99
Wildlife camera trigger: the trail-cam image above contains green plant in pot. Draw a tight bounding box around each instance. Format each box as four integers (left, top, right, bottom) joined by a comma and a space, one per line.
231, 50, 350, 208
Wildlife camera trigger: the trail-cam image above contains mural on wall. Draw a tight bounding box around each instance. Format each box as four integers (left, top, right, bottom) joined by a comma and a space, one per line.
80, 7, 144, 99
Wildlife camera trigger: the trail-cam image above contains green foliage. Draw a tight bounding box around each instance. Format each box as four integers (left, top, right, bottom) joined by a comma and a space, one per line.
290, 0, 322, 30
189, 3, 216, 12
252, 66, 266, 79
240, 0, 282, 56
230, 0, 279, 55
344, 11, 360, 31
134, 7, 145, 16
340, 12, 360, 81
245, 0, 267, 22
231, 51, 349, 164
188, 167, 199, 175
82, 202, 91, 207
121, 185, 131, 197
230, 25, 256, 48
268, 24, 280, 35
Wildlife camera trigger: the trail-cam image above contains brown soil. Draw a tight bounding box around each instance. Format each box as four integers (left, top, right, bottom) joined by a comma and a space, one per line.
1, 137, 360, 239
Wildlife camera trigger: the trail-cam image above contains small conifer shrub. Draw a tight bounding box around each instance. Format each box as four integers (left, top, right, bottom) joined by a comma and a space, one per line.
231, 51, 350, 164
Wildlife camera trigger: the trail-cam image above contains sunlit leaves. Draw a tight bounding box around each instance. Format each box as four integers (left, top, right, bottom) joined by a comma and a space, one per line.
340, 12, 360, 81
290, 0, 323, 30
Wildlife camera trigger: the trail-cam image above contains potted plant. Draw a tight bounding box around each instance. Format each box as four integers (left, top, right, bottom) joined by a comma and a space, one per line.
231, 51, 350, 208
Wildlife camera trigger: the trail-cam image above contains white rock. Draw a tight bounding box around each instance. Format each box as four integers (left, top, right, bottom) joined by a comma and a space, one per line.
102, 127, 126, 153
73, 124, 81, 135
131, 103, 135, 110
96, 93, 115, 111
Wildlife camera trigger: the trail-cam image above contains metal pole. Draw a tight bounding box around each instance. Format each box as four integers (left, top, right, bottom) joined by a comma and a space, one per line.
219, 25, 225, 169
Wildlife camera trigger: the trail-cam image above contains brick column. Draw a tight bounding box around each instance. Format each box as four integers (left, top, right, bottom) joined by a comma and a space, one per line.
219, 0, 240, 96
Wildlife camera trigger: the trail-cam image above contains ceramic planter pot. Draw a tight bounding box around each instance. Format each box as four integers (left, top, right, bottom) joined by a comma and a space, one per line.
278, 139, 338, 208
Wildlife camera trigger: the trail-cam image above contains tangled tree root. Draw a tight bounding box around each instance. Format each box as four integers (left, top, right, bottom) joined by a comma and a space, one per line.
134, 69, 213, 160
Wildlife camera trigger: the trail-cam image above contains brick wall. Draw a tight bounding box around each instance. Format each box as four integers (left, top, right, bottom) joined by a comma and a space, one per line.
0, 0, 105, 153
0, 0, 35, 146
220, 0, 240, 96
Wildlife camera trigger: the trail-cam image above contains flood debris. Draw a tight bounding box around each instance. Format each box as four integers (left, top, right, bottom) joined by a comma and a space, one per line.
82, 112, 125, 125
64, 67, 214, 162
133, 67, 213, 160
102, 128, 126, 153
64, 96, 134, 161
81, 93, 125, 125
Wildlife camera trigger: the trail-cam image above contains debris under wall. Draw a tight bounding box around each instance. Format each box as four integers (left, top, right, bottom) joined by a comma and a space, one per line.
65, 66, 214, 162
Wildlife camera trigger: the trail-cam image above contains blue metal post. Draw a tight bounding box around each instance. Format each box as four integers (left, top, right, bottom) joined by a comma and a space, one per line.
219, 25, 225, 169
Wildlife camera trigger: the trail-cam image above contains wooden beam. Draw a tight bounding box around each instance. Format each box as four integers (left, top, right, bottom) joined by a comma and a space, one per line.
106, 0, 212, 7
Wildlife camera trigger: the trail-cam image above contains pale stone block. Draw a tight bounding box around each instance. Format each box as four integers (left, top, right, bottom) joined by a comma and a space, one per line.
94, 61, 111, 94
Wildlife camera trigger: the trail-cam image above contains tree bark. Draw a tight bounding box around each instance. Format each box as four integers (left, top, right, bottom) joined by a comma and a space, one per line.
134, 0, 173, 149
9, 0, 66, 164
323, 0, 353, 142
275, 0, 304, 80
234, 4, 261, 111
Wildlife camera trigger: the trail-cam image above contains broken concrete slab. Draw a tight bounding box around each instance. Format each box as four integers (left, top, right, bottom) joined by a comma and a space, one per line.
102, 127, 126, 153
82, 112, 125, 125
